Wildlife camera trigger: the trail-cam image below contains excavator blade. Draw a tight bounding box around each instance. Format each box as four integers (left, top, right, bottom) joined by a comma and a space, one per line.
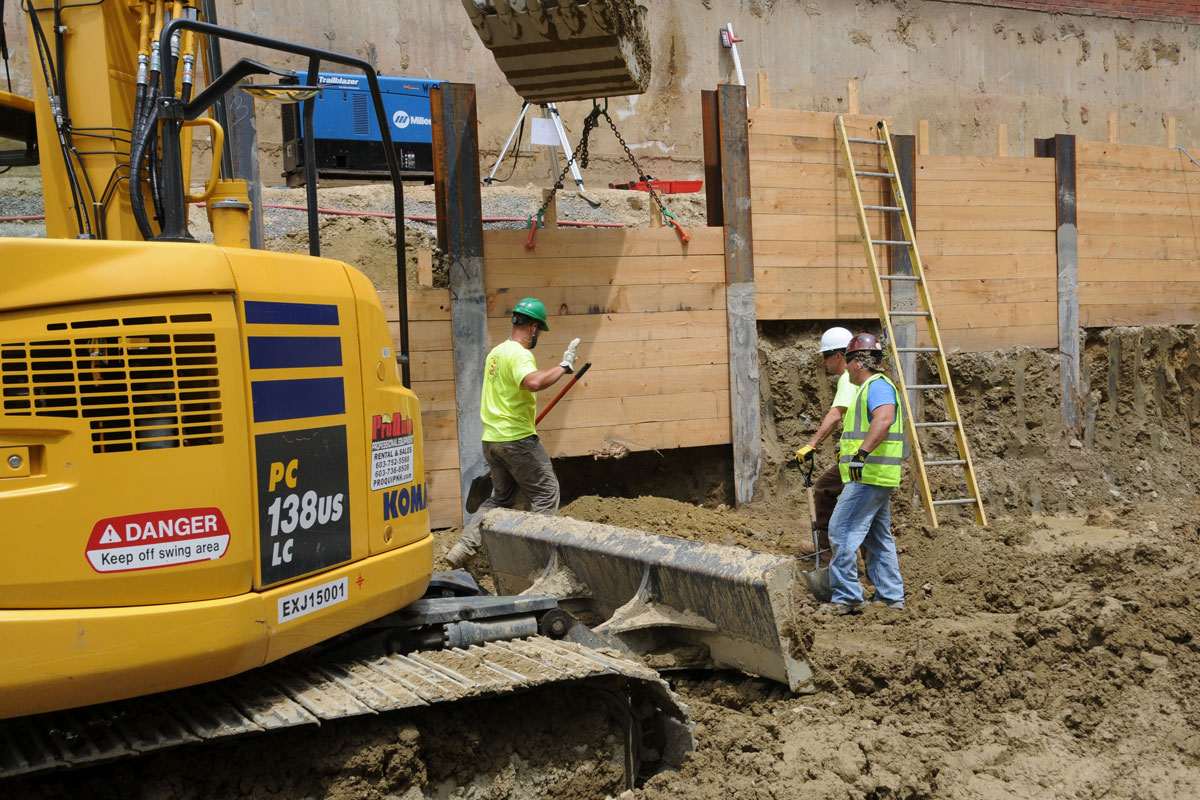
461, 1, 652, 103
481, 510, 815, 693
0, 638, 693, 783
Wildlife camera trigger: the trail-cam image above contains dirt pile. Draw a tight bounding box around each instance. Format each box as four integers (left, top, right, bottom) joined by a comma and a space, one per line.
10, 323, 1200, 799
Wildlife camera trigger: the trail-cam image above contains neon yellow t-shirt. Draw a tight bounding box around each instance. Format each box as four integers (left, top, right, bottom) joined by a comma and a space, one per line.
832, 370, 857, 411
480, 339, 539, 442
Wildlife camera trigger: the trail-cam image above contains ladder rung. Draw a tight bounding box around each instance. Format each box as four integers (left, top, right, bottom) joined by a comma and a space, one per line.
932, 498, 979, 507
863, 205, 902, 211
856, 171, 896, 178
872, 239, 910, 246
897, 346, 938, 351
924, 459, 967, 467
847, 137, 886, 144
915, 421, 958, 428
907, 383, 948, 390
889, 311, 931, 317
880, 275, 921, 281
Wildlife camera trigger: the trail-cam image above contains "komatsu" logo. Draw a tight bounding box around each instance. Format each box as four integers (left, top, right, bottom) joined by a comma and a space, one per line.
383, 483, 427, 520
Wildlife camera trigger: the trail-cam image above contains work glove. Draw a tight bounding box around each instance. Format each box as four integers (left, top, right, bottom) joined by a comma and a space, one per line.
848, 449, 869, 483
795, 444, 815, 466
559, 338, 581, 373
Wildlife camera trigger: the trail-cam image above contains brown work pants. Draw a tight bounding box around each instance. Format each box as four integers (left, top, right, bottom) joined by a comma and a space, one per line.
811, 463, 844, 551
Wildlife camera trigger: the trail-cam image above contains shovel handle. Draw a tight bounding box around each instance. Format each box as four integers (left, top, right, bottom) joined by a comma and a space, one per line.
536, 361, 591, 424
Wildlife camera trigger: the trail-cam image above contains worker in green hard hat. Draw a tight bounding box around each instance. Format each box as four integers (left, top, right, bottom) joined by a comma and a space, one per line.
446, 297, 581, 568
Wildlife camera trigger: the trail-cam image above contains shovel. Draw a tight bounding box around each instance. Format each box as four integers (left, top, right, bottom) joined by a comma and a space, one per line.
798, 457, 832, 603
465, 362, 592, 514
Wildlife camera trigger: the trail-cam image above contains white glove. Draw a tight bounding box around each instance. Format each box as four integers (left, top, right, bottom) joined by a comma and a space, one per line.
559, 338, 581, 373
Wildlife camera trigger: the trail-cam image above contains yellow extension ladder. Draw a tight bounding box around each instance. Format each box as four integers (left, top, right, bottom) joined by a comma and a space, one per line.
835, 116, 987, 528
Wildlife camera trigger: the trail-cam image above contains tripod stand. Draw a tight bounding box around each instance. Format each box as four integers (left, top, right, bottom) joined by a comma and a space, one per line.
483, 102, 586, 191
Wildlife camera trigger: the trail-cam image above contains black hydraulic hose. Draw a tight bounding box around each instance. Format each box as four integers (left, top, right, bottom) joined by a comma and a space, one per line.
128, 82, 156, 239
52, 0, 66, 118
24, 1, 88, 236
144, 81, 166, 224
128, 97, 158, 240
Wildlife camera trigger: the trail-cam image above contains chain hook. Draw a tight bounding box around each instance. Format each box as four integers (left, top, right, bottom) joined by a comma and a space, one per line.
524, 209, 545, 249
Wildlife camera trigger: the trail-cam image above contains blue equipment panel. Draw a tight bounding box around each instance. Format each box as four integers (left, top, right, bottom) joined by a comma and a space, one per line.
281, 71, 441, 185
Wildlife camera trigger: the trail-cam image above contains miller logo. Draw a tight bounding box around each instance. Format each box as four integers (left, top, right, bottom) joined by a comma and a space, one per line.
392, 110, 432, 129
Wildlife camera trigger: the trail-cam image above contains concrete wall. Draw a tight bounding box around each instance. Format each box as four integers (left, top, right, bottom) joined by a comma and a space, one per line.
3, 0, 1197, 185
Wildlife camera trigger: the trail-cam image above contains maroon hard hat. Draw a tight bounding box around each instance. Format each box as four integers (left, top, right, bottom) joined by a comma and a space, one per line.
845, 332, 882, 356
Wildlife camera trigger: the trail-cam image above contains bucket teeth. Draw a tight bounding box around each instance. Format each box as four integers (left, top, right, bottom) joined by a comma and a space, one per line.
462, 0, 652, 102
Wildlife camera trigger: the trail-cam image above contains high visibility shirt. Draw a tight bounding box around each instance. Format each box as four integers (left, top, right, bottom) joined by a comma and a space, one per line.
480, 339, 539, 442
839, 372, 906, 486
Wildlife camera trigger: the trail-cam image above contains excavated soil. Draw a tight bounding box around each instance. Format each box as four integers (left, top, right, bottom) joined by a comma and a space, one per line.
14, 325, 1199, 800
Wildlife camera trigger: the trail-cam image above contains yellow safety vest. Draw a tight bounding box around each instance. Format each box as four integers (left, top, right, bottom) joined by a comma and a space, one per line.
839, 373, 905, 487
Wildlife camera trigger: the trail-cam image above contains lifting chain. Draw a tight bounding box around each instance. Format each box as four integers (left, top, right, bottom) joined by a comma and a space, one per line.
599, 102, 690, 244
526, 101, 691, 249
526, 105, 601, 249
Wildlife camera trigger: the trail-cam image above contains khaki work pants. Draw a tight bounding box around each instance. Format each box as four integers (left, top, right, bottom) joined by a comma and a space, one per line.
457, 435, 560, 556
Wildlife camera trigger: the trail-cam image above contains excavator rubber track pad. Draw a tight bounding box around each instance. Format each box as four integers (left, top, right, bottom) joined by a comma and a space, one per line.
0, 637, 692, 780
481, 509, 815, 693
462, 1, 651, 102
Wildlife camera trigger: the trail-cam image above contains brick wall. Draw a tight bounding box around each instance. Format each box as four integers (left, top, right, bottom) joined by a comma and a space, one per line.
936, 1, 1200, 24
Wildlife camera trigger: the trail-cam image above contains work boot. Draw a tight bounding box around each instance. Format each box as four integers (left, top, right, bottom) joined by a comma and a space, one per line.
869, 594, 905, 610
445, 542, 475, 570
819, 601, 863, 616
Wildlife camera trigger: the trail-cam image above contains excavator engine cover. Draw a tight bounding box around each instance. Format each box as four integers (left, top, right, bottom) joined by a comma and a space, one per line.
481, 509, 815, 692
461, 1, 652, 102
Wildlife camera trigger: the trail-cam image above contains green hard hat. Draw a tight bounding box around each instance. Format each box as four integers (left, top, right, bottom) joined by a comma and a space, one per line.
512, 297, 549, 331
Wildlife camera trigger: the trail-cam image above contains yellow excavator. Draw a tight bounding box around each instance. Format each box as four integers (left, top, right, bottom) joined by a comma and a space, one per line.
0, 0, 806, 785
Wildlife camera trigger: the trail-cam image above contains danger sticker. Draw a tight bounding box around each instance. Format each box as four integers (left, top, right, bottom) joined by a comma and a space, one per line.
86, 508, 231, 573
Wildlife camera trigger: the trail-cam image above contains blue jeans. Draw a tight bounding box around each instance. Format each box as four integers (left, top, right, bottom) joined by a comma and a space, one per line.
827, 482, 904, 605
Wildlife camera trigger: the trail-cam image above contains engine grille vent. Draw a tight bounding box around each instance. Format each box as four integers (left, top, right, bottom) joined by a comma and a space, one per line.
352, 93, 370, 136
1, 313, 224, 454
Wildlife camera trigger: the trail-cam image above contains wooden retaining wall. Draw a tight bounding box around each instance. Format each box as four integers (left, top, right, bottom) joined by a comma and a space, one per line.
915, 154, 1059, 350
383, 226, 730, 529
1077, 141, 1200, 326
748, 108, 887, 320
749, 106, 1061, 351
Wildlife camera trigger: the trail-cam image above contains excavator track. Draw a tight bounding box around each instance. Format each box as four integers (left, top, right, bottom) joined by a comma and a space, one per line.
0, 637, 694, 783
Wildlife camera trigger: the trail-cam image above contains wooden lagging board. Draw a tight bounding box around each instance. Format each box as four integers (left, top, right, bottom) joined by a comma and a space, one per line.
749, 108, 892, 320
379, 227, 732, 528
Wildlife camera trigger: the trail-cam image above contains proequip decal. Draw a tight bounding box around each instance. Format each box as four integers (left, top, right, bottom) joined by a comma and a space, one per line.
256, 425, 351, 586
85, 508, 230, 573
392, 109, 431, 129
370, 411, 415, 491
383, 482, 427, 521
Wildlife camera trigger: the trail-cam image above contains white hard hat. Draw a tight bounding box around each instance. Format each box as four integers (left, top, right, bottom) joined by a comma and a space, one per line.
819, 327, 854, 354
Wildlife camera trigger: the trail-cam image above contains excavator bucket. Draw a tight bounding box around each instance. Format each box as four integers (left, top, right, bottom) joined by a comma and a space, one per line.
481, 510, 815, 693
461, 1, 652, 103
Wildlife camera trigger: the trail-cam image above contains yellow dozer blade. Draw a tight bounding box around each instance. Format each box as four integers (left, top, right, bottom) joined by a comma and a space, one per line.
481, 510, 815, 692
461, 0, 652, 102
